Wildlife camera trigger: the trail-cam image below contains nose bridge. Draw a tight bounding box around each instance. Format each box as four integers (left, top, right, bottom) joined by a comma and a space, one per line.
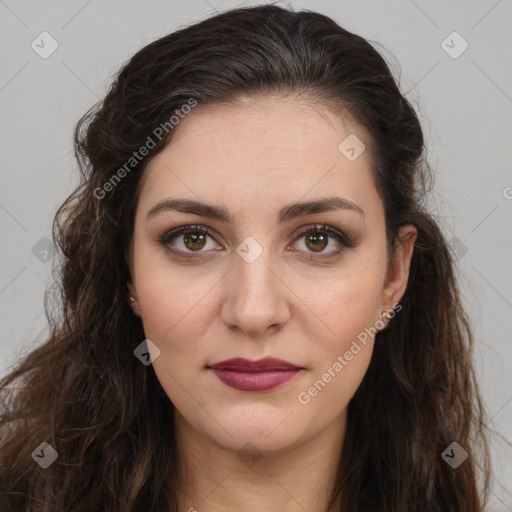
222, 237, 289, 333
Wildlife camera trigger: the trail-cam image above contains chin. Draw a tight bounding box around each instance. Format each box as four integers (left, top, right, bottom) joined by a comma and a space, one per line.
199, 406, 304, 453
214, 428, 300, 456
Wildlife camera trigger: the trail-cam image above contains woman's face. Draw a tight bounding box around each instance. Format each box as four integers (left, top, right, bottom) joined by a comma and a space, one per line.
128, 95, 415, 454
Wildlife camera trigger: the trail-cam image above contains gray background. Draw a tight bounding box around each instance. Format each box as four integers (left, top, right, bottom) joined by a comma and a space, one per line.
0, 0, 511, 509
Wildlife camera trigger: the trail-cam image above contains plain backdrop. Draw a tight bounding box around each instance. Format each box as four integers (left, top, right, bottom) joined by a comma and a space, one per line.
0, 0, 511, 508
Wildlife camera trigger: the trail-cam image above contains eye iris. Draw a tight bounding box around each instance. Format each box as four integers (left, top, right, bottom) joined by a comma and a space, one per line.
184, 232, 207, 251
174, 227, 338, 254
305, 231, 328, 252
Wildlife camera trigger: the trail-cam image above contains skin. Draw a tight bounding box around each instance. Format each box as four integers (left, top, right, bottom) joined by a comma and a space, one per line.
127, 94, 417, 512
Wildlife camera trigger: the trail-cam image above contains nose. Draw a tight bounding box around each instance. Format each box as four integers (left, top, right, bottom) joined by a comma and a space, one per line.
221, 247, 291, 336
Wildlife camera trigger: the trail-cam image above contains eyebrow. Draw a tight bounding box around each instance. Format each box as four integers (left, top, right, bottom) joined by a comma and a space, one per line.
146, 196, 366, 223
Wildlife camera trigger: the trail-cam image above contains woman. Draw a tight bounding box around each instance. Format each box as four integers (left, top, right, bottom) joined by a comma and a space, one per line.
0, 3, 492, 511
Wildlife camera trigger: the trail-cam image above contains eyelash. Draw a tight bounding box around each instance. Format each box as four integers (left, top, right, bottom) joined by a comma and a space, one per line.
158, 223, 355, 261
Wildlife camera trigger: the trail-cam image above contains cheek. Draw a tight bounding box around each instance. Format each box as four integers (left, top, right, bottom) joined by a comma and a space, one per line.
133, 238, 217, 346
137, 289, 213, 377
139, 285, 201, 340
301, 252, 386, 389
298, 342, 373, 422
135, 279, 210, 409
309, 258, 385, 342
297, 281, 380, 415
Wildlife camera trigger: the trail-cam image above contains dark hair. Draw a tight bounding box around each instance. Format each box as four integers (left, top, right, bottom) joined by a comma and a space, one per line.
0, 3, 493, 511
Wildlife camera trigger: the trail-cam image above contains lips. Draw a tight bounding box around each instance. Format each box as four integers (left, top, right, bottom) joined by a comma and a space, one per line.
208, 357, 303, 392
209, 357, 302, 372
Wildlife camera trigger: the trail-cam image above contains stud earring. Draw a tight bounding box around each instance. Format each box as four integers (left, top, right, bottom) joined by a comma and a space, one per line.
128, 296, 140, 311
381, 310, 393, 322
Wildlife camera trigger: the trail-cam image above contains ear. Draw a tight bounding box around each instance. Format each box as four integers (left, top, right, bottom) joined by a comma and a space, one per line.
126, 282, 142, 317
380, 224, 417, 319
127, 282, 137, 298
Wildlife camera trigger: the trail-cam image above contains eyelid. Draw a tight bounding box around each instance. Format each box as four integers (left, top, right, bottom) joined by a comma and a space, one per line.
158, 223, 354, 259
159, 224, 219, 244
292, 223, 355, 249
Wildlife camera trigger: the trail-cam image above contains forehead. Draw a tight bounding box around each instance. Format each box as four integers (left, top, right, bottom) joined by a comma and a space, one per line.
155, 94, 368, 166
137, 95, 382, 224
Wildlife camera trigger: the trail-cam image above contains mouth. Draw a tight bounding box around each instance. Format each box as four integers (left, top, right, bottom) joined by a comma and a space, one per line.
207, 357, 304, 392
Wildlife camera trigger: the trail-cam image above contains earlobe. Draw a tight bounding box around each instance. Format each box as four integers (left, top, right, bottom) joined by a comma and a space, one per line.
126, 282, 141, 316
127, 282, 137, 297
382, 224, 417, 309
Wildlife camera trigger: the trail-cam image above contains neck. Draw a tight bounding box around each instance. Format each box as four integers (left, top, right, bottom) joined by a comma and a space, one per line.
173, 409, 346, 512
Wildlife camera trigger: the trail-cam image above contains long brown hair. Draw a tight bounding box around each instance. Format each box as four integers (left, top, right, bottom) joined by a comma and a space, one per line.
0, 3, 493, 510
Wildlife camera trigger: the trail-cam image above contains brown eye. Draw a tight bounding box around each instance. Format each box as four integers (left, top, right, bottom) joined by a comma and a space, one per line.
159, 225, 221, 260
304, 231, 328, 252
292, 224, 354, 259
159, 223, 354, 261
182, 232, 208, 251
